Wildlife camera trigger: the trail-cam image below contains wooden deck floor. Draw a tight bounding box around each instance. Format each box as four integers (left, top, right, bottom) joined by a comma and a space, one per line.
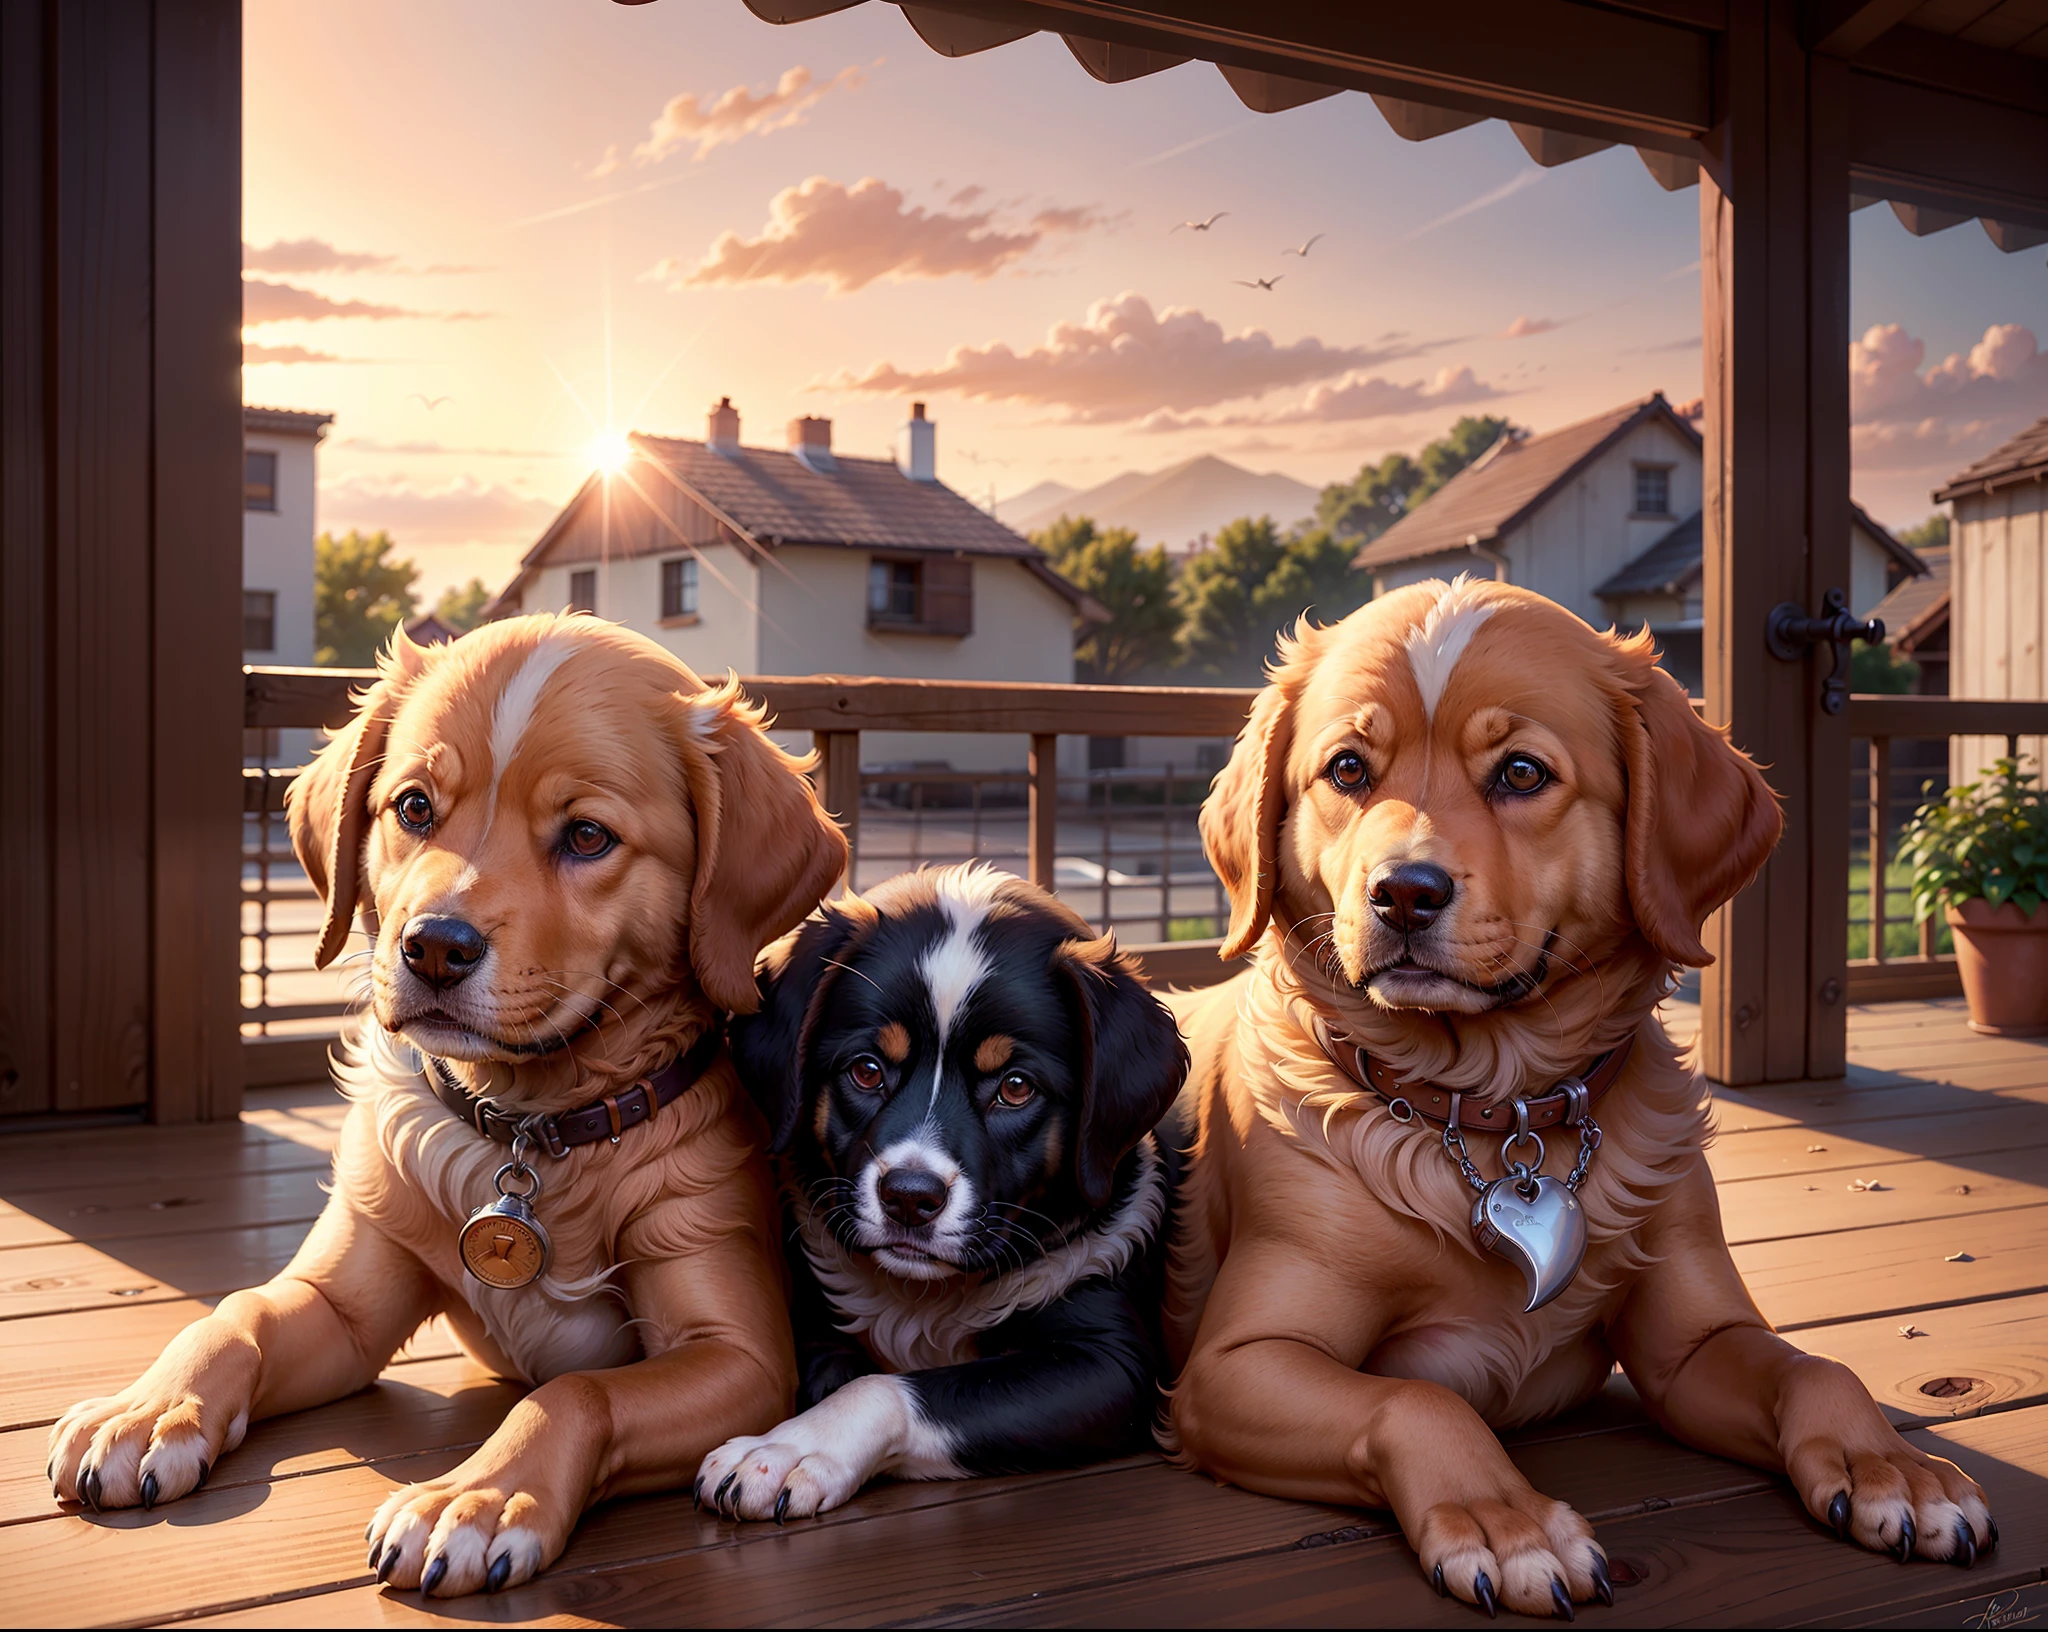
4, 998, 2046, 1628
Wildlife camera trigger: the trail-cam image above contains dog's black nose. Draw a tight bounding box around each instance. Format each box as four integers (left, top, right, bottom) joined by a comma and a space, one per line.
400, 914, 488, 989
1369, 862, 1455, 933
877, 1167, 950, 1227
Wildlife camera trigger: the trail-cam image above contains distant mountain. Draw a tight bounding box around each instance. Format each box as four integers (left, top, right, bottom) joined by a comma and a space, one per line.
1006, 455, 1320, 553
991, 479, 1078, 528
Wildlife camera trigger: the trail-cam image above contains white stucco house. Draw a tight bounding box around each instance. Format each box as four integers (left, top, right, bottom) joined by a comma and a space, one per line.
489, 400, 1101, 770
243, 405, 331, 763
1354, 393, 1925, 694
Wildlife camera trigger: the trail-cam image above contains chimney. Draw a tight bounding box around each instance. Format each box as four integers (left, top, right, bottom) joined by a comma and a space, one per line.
787, 414, 835, 473
896, 400, 936, 482
707, 396, 740, 456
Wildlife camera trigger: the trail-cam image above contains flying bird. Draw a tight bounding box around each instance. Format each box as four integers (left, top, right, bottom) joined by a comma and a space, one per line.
409, 393, 453, 410
1172, 212, 1230, 233
1233, 275, 1284, 291
1281, 233, 1326, 257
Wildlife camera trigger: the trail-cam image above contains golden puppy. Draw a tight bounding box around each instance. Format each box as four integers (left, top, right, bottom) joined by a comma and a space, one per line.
48, 614, 844, 1596
1164, 579, 1994, 1618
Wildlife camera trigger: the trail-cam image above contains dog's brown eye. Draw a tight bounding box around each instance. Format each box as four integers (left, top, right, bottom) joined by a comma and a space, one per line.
848, 1056, 885, 1092
564, 819, 615, 858
1327, 751, 1369, 792
395, 791, 434, 831
996, 1072, 1034, 1107
1497, 754, 1550, 795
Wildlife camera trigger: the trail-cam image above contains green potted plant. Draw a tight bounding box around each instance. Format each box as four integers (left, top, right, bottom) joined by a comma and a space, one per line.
1897, 757, 2048, 1035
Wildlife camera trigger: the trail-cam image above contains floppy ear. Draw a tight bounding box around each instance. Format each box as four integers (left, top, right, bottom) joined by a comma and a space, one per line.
1054, 934, 1191, 1210
1201, 681, 1294, 960
284, 643, 424, 969
728, 900, 870, 1154
1617, 661, 1784, 967
677, 679, 850, 1015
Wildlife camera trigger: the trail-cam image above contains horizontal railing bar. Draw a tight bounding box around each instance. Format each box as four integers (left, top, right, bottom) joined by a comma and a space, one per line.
240, 1000, 354, 1023
1848, 696, 2048, 736
248, 666, 1259, 738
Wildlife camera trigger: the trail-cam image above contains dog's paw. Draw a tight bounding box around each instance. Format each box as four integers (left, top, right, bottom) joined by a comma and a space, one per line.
696, 1429, 871, 1522
47, 1385, 249, 1513
1413, 1492, 1610, 1619
1794, 1440, 1993, 1566
366, 1470, 564, 1598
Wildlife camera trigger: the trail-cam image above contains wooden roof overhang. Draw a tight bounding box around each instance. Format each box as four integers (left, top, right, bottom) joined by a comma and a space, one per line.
727, 0, 2048, 240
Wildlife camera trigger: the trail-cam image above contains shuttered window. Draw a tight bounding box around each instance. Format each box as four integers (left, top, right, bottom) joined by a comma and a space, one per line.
866, 555, 972, 636
921, 557, 973, 635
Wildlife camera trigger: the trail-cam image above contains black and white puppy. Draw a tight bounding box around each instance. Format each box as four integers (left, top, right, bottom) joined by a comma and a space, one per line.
698, 864, 1188, 1520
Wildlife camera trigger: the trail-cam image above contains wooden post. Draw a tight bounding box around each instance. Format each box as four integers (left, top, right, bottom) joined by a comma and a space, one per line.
814, 730, 861, 894
1867, 735, 1890, 964
1028, 733, 1058, 890
1698, 0, 1853, 1083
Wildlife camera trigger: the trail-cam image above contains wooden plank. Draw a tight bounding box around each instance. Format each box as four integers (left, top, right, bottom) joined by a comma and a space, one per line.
0, 1353, 517, 1526
1848, 695, 2048, 738
48, 0, 156, 1114
927, 1408, 2048, 1629
1027, 732, 1057, 889
1736, 1203, 2048, 1328
0, 1123, 333, 1195
814, 729, 861, 891
1849, 57, 2048, 232
1846, 958, 1963, 1001
0, 0, 52, 1120
0, 1222, 314, 1322
1123, 939, 1244, 991
0, 1165, 328, 1249
1707, 1100, 2048, 1182
0, 1303, 461, 1431
1793, 1286, 2048, 1427
241, 1034, 339, 1091
1717, 1146, 2048, 1242
147, 0, 242, 1125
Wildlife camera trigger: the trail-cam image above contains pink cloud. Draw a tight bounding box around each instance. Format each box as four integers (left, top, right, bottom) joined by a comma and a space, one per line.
1499, 315, 1561, 339
242, 277, 411, 324
1849, 322, 2048, 474
653, 177, 1101, 295
597, 65, 867, 175
1140, 365, 1507, 432
244, 237, 394, 274
244, 342, 344, 365
826, 292, 1431, 424
319, 474, 560, 545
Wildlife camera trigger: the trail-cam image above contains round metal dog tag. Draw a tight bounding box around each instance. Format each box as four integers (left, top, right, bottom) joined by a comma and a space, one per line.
459, 1163, 551, 1289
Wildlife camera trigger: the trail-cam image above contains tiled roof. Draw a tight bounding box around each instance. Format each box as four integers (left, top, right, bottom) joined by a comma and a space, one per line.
1871, 545, 1950, 651
633, 435, 1045, 558
243, 405, 333, 436
1933, 415, 2048, 502
1354, 395, 1700, 571
1595, 511, 1702, 598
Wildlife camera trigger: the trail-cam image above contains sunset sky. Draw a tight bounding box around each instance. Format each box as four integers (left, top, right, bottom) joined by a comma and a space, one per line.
244, 0, 2048, 604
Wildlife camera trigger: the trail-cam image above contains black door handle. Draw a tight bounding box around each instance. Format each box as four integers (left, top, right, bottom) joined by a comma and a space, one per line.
1765, 588, 1884, 714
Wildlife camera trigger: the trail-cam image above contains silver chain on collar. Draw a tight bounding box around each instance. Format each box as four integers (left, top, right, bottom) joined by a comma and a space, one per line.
1440, 1082, 1603, 1197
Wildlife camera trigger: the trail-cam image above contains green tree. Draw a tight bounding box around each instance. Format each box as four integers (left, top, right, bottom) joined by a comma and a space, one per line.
1897, 514, 1949, 554
1176, 517, 1371, 682
433, 576, 494, 633
315, 529, 419, 666
1317, 415, 1517, 543
1032, 516, 1182, 682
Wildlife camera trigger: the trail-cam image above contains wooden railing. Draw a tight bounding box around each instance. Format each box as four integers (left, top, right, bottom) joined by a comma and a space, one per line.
240, 669, 2048, 1079
1844, 695, 2048, 1001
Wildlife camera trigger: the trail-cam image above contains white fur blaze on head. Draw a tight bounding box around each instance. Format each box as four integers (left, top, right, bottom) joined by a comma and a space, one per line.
917, 865, 1009, 1105
484, 631, 587, 823
1405, 576, 1496, 722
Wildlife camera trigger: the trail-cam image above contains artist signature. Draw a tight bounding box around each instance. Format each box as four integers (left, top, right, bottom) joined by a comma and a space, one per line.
1965, 1590, 2041, 1630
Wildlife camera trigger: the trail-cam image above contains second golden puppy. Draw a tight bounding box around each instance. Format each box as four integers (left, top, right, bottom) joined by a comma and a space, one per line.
48, 614, 845, 1595
1164, 579, 1994, 1618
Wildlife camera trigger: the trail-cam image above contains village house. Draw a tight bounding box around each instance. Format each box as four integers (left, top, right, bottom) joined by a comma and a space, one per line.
1934, 414, 2048, 784
243, 405, 331, 763
489, 400, 1100, 771
1353, 393, 1925, 694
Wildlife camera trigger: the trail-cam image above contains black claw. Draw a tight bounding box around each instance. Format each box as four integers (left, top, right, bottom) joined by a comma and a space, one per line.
774, 1487, 791, 1526
714, 1470, 738, 1515
1828, 1490, 1851, 1541
486, 1553, 512, 1593
1896, 1512, 1916, 1564
368, 1542, 382, 1574
691, 1480, 702, 1512
1475, 1571, 1498, 1619
194, 1460, 210, 1491
1987, 1518, 2000, 1553
1952, 1518, 1976, 1569
1434, 1564, 1447, 1598
140, 1472, 159, 1511
79, 1467, 100, 1513
421, 1557, 446, 1597
1590, 1556, 1613, 1608
377, 1549, 400, 1584
1551, 1577, 1575, 1621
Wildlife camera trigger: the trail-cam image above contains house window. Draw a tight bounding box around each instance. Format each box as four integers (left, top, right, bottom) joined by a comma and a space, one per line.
243, 589, 277, 652
569, 568, 597, 613
869, 559, 921, 621
867, 556, 973, 635
661, 557, 698, 620
244, 449, 277, 512
1633, 465, 1671, 516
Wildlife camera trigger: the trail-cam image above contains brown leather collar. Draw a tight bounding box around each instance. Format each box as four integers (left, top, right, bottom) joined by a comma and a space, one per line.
1310, 1015, 1632, 1133
426, 1026, 723, 1157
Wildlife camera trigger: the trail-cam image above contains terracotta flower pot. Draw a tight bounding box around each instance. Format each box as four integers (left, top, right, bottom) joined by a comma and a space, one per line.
1945, 897, 2048, 1036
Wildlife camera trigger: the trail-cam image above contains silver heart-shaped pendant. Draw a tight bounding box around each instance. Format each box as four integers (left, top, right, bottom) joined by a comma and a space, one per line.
1471, 1173, 1587, 1313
